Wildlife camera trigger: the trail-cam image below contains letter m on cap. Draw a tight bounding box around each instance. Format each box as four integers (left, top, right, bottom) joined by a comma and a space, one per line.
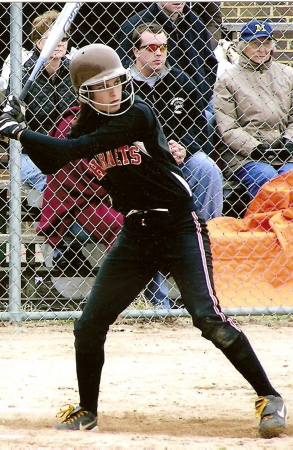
255, 24, 266, 32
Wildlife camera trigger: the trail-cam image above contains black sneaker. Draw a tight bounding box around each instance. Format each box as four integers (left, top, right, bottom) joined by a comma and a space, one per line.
54, 405, 97, 431
255, 395, 287, 438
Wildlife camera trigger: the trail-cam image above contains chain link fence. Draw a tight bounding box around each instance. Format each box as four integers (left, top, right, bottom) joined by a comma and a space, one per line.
1, 1, 293, 323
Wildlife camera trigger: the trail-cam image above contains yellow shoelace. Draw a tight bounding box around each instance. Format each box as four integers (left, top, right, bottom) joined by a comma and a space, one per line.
255, 396, 269, 417
56, 404, 75, 421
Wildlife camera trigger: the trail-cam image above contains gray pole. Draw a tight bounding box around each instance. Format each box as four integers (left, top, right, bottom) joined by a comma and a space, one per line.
8, 3, 23, 325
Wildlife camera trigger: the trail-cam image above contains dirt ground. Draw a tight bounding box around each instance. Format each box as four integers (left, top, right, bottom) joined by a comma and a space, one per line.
0, 319, 292, 449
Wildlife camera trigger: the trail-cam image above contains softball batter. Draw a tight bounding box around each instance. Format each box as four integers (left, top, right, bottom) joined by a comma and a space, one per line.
0, 44, 287, 438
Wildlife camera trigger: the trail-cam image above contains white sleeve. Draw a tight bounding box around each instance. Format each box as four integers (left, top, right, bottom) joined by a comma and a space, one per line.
0, 48, 33, 90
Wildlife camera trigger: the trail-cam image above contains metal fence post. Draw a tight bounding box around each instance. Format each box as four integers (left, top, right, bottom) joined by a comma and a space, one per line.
8, 2, 23, 324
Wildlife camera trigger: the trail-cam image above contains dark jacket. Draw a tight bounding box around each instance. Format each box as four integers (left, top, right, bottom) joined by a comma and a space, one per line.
192, 2, 223, 49
130, 65, 208, 156
115, 3, 217, 106
22, 50, 78, 134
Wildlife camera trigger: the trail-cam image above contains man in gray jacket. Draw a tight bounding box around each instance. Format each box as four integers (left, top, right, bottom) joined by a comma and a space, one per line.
214, 20, 293, 198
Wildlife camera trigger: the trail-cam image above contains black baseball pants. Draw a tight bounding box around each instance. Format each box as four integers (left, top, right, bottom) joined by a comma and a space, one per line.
73, 210, 279, 416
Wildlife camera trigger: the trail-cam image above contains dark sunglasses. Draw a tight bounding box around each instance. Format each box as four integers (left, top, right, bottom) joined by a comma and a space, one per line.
139, 44, 167, 53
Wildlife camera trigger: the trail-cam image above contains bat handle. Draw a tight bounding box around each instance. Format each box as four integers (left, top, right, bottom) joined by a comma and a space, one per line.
19, 79, 33, 102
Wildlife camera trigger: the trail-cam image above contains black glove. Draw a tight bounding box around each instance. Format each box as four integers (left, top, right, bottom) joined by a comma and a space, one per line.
0, 113, 26, 139
276, 143, 293, 161
0, 95, 27, 139
3, 95, 26, 125
251, 144, 269, 160
251, 143, 292, 162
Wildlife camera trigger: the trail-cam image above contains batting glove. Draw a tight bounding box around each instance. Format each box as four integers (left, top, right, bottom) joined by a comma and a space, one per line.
0, 95, 27, 139
0, 113, 27, 139
251, 144, 269, 160
3, 95, 26, 126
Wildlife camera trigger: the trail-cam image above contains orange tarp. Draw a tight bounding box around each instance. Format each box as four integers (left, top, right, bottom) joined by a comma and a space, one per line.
207, 171, 293, 310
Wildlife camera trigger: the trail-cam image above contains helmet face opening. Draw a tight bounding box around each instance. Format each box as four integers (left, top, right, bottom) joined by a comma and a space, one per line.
70, 44, 134, 116
78, 70, 134, 116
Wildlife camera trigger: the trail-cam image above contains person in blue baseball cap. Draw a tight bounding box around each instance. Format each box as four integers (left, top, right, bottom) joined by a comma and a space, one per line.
214, 17, 293, 202
238, 20, 275, 66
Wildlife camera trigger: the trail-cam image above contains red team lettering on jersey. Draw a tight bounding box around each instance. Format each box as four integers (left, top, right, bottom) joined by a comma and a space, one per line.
88, 143, 142, 180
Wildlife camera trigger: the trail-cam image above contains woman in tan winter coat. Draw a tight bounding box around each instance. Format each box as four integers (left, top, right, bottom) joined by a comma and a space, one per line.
214, 20, 293, 198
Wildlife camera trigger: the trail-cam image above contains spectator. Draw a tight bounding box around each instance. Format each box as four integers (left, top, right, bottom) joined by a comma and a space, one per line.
1, 47, 77, 93
214, 20, 293, 199
6, 10, 78, 196
130, 23, 223, 307
116, 2, 217, 108
192, 2, 224, 50
131, 24, 222, 221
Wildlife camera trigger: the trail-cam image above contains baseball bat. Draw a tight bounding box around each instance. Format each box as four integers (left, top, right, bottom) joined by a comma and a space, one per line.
19, 2, 81, 101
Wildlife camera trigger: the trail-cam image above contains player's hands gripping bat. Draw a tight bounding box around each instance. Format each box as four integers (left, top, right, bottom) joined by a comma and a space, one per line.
0, 95, 27, 139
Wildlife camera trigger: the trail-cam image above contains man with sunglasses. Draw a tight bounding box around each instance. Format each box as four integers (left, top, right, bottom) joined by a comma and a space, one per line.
116, 2, 218, 156
130, 23, 223, 307
116, 2, 217, 109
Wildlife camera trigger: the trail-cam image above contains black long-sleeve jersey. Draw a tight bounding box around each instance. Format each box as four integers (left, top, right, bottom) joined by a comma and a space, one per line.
20, 96, 193, 215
